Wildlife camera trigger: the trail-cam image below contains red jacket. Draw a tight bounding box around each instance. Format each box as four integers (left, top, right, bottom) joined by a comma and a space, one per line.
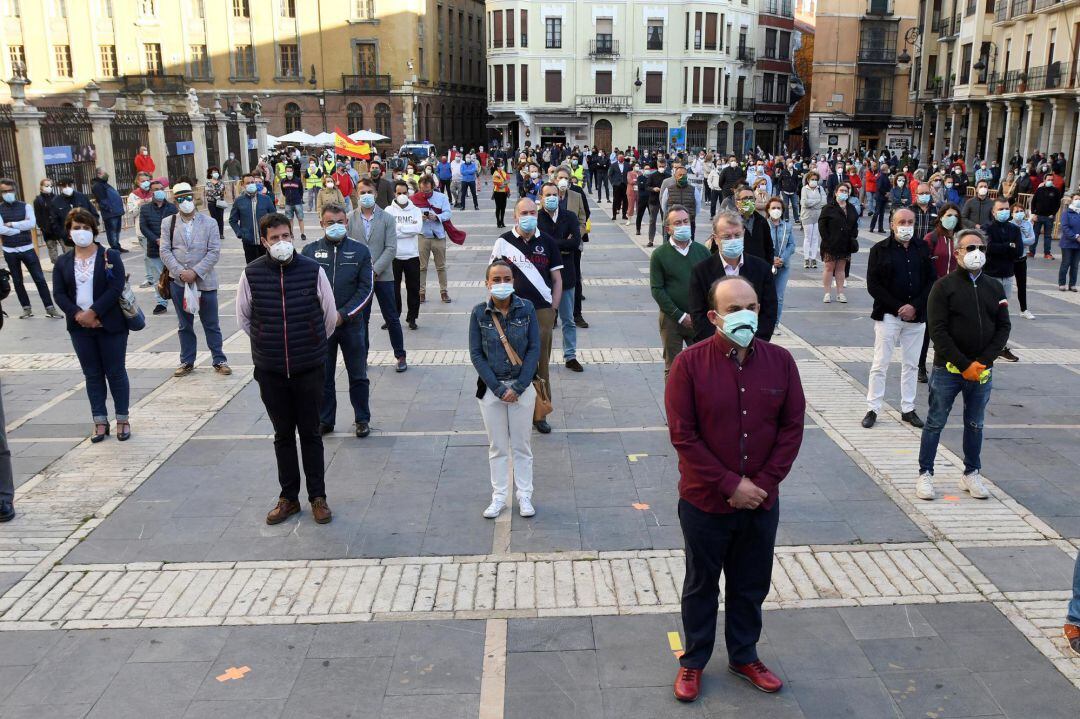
134, 153, 156, 175
332, 170, 353, 198
924, 229, 956, 278
665, 334, 805, 514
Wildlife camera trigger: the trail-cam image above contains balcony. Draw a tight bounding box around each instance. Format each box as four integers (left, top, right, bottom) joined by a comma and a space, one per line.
1024, 61, 1076, 91
732, 97, 756, 112
737, 46, 755, 63
856, 97, 893, 115
858, 47, 898, 64
995, 0, 1009, 21
867, 0, 892, 15
342, 74, 391, 94
1010, 0, 1033, 16
761, 0, 795, 16
575, 94, 631, 110
120, 73, 186, 94
588, 38, 619, 58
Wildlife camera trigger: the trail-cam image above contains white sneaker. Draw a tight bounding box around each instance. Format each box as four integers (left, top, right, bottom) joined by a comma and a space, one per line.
482, 500, 506, 519
915, 472, 936, 500
518, 496, 536, 517
959, 471, 990, 499
837, 293, 848, 303
823, 293, 832, 304
1021, 310, 1036, 320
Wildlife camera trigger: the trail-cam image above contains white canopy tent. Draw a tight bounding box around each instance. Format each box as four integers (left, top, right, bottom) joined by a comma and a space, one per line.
348, 129, 389, 142
275, 130, 318, 145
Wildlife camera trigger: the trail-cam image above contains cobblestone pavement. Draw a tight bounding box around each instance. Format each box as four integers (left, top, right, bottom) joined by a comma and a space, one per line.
1, 187, 1079, 718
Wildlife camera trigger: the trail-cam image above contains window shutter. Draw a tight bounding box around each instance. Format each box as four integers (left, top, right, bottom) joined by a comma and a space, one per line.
545, 70, 561, 102
595, 71, 612, 94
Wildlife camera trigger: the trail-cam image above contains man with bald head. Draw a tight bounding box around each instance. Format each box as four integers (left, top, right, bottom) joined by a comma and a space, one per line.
666, 275, 805, 702
863, 207, 936, 429
490, 198, 564, 433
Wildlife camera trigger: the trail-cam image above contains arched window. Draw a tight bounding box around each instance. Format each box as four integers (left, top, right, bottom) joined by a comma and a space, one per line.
637, 120, 668, 152
717, 121, 729, 155
374, 103, 391, 139
733, 121, 745, 154
284, 102, 302, 134
346, 103, 364, 135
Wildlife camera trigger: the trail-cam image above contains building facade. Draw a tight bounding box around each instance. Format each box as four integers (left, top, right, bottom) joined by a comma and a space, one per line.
808, 0, 920, 155
0, 0, 486, 180
910, 0, 1080, 188
484, 0, 797, 155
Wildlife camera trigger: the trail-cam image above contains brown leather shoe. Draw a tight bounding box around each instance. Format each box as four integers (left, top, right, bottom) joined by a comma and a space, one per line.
1065, 624, 1080, 657
266, 498, 301, 525
419, 289, 426, 303
441, 290, 451, 303
729, 660, 783, 693
311, 497, 332, 524
673, 666, 702, 702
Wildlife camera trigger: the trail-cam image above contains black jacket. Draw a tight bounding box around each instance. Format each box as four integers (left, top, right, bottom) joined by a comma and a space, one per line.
984, 219, 1022, 278
52, 247, 128, 335
688, 253, 777, 344
49, 191, 99, 245
300, 236, 373, 324
927, 268, 1011, 370
537, 209, 581, 287
818, 200, 860, 258
717, 165, 743, 193
1031, 184, 1063, 216
866, 234, 936, 322
711, 212, 775, 265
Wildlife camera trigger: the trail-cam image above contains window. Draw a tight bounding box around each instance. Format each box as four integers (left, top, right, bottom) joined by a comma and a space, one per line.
507, 64, 515, 100
779, 31, 791, 60
705, 13, 718, 50
2, 0, 19, 17
645, 71, 662, 103
595, 70, 612, 94
959, 43, 972, 84
765, 29, 777, 59
284, 102, 302, 133
144, 43, 163, 75
647, 20, 664, 50
139, 0, 155, 15
354, 0, 374, 20
521, 64, 528, 101
99, 45, 117, 77
776, 75, 788, 104
418, 47, 425, 76
8, 45, 25, 78
374, 103, 391, 138
546, 18, 562, 48
281, 0, 295, 17
703, 67, 716, 103
596, 18, 613, 53
278, 44, 300, 78
356, 44, 377, 75
232, 0, 249, 17
233, 45, 255, 77
506, 9, 514, 48
520, 9, 527, 46
692, 67, 700, 103
695, 13, 702, 50
189, 45, 210, 79
544, 70, 561, 102
762, 73, 775, 102
54, 45, 72, 77
494, 65, 504, 101
347, 103, 364, 135
493, 10, 503, 47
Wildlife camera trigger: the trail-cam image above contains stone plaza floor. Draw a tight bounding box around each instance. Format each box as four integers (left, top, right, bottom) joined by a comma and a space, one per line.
1, 185, 1079, 717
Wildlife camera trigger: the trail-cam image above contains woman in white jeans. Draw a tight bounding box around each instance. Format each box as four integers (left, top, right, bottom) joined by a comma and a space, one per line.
469, 261, 541, 519
799, 171, 828, 269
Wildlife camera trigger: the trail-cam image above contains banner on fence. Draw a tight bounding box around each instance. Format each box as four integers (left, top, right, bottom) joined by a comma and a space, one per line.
175, 141, 195, 156
43, 145, 73, 166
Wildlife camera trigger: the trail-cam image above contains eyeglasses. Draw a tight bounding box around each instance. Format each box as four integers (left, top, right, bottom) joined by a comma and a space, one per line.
959, 244, 987, 253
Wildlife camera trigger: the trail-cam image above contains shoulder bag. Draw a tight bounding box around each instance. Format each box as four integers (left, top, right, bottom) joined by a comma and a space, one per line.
104, 250, 146, 331
489, 311, 552, 422
155, 213, 176, 300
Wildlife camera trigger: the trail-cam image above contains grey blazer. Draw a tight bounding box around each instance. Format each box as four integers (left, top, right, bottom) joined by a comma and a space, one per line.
158, 212, 223, 291
347, 205, 397, 279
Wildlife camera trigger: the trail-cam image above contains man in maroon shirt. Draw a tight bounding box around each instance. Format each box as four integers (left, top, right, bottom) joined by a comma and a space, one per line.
666, 275, 806, 702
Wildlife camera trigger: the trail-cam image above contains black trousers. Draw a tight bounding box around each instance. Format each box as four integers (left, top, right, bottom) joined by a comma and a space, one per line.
243, 243, 267, 264
1014, 257, 1027, 312
678, 498, 779, 669
209, 204, 225, 238
254, 366, 326, 502
392, 257, 421, 323
494, 191, 508, 226
573, 249, 584, 318
612, 184, 628, 219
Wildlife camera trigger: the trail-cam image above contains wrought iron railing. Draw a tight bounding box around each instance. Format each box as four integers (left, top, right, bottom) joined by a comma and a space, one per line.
856, 98, 893, 114
341, 74, 391, 94
120, 74, 186, 94
575, 95, 631, 109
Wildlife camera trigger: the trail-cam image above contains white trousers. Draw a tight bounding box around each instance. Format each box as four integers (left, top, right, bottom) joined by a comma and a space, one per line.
802, 222, 821, 261
478, 384, 536, 502
867, 315, 925, 414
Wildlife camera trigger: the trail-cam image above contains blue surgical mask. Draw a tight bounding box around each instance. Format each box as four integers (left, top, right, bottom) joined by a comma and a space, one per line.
518, 215, 537, 233
359, 194, 376, 209
718, 308, 759, 347
255, 182, 265, 192
917, 193, 931, 204
245, 183, 257, 194
673, 225, 692, 242
836, 192, 849, 202
324, 223, 347, 240
1, 192, 14, 203
720, 238, 744, 258
490, 283, 515, 300
941, 215, 958, 231
543, 196, 559, 212
139, 181, 150, 191
153, 190, 166, 202
995, 209, 1011, 222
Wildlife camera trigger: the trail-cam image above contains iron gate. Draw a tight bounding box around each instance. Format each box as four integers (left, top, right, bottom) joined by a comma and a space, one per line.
164, 113, 195, 184
204, 118, 220, 171
110, 111, 149, 194
0, 107, 21, 193
246, 122, 258, 169
226, 120, 242, 171
40, 107, 95, 194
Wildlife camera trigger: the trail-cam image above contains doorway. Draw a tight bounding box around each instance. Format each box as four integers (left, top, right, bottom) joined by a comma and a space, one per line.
593, 119, 612, 153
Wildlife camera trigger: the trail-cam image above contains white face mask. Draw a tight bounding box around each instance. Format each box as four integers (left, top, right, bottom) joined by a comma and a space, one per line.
557, 179, 569, 191
394, 194, 409, 206
211, 172, 220, 179
963, 248, 986, 271
71, 229, 95, 247
896, 226, 915, 241
977, 187, 988, 197
61, 187, 75, 196
178, 199, 196, 214
808, 180, 818, 188
267, 240, 294, 262
768, 208, 783, 220
41, 186, 53, 194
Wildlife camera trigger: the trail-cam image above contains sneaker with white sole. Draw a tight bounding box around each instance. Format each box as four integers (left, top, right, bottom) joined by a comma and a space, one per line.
823, 293, 832, 304
518, 496, 536, 517
482, 500, 505, 519
915, 472, 936, 500
837, 293, 848, 303
1020, 310, 1036, 320
959, 471, 990, 499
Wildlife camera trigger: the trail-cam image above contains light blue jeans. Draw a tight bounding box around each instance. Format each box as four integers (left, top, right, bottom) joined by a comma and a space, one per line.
559, 288, 577, 361
774, 265, 790, 325
1069, 552, 1080, 625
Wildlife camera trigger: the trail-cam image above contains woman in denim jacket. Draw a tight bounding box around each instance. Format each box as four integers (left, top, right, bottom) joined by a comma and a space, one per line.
470, 260, 541, 520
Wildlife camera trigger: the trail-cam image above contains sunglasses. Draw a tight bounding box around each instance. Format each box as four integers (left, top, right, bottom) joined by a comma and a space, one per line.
959, 244, 987, 253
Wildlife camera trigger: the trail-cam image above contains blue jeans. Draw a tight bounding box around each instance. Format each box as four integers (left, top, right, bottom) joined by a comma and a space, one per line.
137, 237, 154, 284
70, 330, 130, 423
103, 215, 122, 250
1059, 247, 1080, 288
559, 287, 577, 361
366, 280, 405, 359
322, 320, 370, 425
782, 192, 800, 222
146, 256, 167, 307
1033, 215, 1055, 255
169, 284, 227, 366
774, 265, 790, 324
918, 367, 993, 475
3, 247, 54, 310
1068, 552, 1080, 625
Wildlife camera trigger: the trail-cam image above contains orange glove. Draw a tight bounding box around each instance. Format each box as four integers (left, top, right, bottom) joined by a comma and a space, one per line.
961, 361, 987, 382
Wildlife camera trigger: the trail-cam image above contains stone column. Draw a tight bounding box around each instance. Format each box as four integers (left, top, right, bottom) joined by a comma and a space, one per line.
189, 113, 209, 183
964, 103, 981, 165
932, 105, 947, 161
918, 108, 932, 163
1070, 101, 1080, 191
141, 90, 169, 176
1045, 98, 1069, 159
947, 105, 962, 156
255, 117, 270, 158
1020, 99, 1041, 160
214, 111, 230, 174
5, 79, 44, 198
81, 81, 118, 183
1000, 101, 1017, 168
983, 102, 1001, 164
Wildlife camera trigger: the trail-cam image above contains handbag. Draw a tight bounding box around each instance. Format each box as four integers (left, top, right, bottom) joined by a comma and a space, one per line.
489, 312, 552, 422
105, 252, 146, 331
155, 214, 176, 300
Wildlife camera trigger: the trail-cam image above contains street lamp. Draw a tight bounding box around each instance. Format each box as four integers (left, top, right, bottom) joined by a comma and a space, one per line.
896, 27, 922, 160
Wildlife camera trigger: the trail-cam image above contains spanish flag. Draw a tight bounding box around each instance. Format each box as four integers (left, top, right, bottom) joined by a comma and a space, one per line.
333, 128, 371, 159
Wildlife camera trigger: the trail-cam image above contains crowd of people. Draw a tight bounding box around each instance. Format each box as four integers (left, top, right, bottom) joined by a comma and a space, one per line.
1, 135, 1079, 705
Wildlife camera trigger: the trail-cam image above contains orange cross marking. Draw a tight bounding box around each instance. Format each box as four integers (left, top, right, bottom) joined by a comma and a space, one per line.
632, 503, 651, 510
942, 495, 961, 501
216, 666, 251, 682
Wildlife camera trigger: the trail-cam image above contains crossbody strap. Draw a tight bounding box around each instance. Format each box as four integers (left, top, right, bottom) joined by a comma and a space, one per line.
489, 312, 523, 367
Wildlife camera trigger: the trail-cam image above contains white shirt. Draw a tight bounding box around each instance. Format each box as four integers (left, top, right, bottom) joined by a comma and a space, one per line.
74, 253, 96, 310
723, 256, 744, 276
669, 238, 691, 256
385, 201, 424, 259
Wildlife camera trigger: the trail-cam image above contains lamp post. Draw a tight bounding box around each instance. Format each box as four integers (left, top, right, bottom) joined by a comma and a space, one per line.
309, 64, 327, 132
897, 26, 923, 161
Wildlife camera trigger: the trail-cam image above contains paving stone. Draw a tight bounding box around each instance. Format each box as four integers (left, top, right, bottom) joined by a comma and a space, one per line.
837, 605, 938, 640
376, 693, 481, 719
86, 661, 209, 718
978, 670, 1080, 719
385, 620, 485, 696
960, 545, 1077, 592
127, 627, 230, 663
507, 617, 595, 652
879, 669, 1004, 719
281, 656, 391, 719
306, 622, 401, 659
180, 699, 286, 719
786, 677, 901, 719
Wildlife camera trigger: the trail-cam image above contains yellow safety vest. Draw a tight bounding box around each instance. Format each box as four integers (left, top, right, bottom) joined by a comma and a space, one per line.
571, 165, 584, 187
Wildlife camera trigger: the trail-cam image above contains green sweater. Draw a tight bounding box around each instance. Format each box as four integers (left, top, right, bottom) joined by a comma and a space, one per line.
650, 241, 711, 320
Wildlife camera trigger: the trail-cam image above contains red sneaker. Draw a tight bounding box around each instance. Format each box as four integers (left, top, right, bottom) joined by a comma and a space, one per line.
673, 666, 702, 702
729, 660, 783, 693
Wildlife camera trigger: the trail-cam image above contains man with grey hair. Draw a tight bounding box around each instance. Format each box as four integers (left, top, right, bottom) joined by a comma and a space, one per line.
651, 204, 711, 376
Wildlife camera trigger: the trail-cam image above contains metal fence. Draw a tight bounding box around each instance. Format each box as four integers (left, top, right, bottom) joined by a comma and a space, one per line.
110, 111, 149, 194
246, 122, 258, 170
40, 107, 95, 194
204, 118, 220, 171
0, 107, 21, 192
164, 113, 196, 185
226, 121, 242, 168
